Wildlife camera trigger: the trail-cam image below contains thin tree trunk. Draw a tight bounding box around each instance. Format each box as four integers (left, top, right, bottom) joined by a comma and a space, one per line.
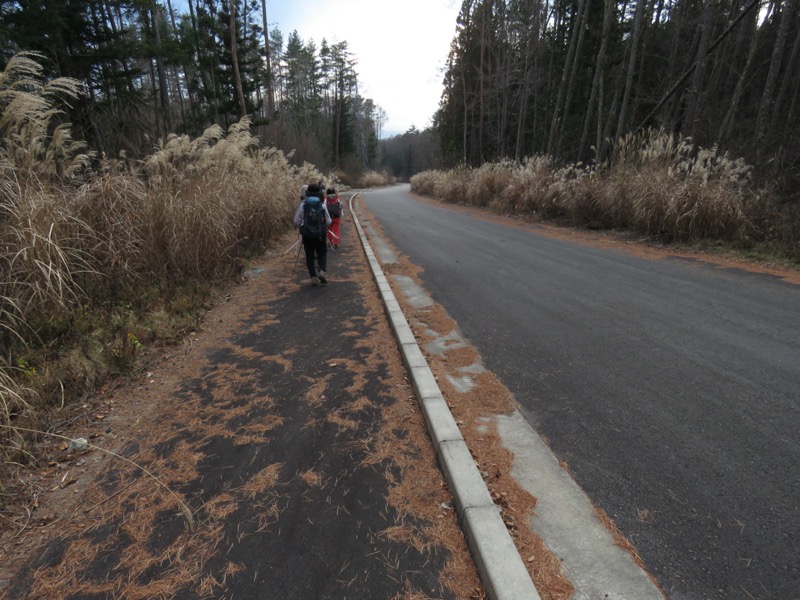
681, 0, 713, 138
770, 26, 800, 138
148, 56, 162, 139
718, 1, 763, 142
579, 0, 614, 161
555, 0, 591, 157
229, 0, 247, 118
165, 0, 189, 123
755, 0, 798, 152
497, 3, 511, 157
547, 0, 587, 155
99, 0, 136, 96
335, 70, 342, 169
614, 0, 647, 145
260, 0, 275, 115
478, 4, 487, 163
151, 1, 174, 134
515, 15, 536, 161
631, 0, 657, 126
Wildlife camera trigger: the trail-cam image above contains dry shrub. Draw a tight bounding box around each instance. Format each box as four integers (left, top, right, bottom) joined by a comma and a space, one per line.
0, 52, 91, 180
356, 170, 392, 187
609, 131, 758, 242
71, 174, 149, 302
140, 119, 324, 275
409, 169, 445, 196
462, 161, 515, 206
494, 155, 557, 214
412, 129, 793, 255
0, 181, 90, 335
0, 53, 330, 474
437, 164, 472, 204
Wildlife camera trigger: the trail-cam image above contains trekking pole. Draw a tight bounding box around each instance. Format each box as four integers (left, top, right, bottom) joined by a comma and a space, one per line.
283, 236, 301, 256
293, 237, 302, 271
327, 230, 340, 252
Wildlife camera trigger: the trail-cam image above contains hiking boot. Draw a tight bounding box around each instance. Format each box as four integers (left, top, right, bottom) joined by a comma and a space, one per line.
311, 276, 320, 286
318, 270, 328, 285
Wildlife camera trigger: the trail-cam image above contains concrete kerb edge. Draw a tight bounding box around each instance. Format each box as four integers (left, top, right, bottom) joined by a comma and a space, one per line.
464, 505, 543, 600
348, 193, 540, 600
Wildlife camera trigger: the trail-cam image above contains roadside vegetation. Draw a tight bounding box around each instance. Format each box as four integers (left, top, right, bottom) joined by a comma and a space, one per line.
411, 132, 800, 263
0, 53, 330, 494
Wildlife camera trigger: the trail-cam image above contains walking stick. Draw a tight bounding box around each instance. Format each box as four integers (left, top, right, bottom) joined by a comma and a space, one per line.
282, 236, 301, 256
293, 237, 302, 271
327, 230, 339, 252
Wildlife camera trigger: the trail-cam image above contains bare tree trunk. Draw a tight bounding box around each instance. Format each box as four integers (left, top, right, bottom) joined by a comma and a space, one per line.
148, 56, 162, 139
630, 0, 657, 125
478, 4, 487, 163
151, 1, 174, 134
462, 61, 469, 163
260, 0, 275, 115
515, 6, 537, 161
186, 0, 208, 114
165, 0, 189, 123
718, 1, 764, 142
614, 0, 647, 145
100, 0, 137, 96
555, 0, 591, 157
681, 0, 713, 138
547, 0, 587, 155
579, 0, 615, 161
496, 3, 512, 158
335, 70, 342, 169
596, 67, 605, 157
755, 0, 798, 152
228, 0, 247, 118
770, 26, 800, 139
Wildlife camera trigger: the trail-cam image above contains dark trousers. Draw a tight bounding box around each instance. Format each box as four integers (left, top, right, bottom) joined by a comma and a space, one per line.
302, 235, 327, 277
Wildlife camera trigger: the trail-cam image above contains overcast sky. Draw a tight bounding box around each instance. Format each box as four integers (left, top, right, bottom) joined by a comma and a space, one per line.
267, 0, 461, 137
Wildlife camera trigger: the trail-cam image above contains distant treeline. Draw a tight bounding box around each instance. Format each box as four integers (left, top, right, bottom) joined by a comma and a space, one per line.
0, 0, 385, 177
3, 0, 799, 192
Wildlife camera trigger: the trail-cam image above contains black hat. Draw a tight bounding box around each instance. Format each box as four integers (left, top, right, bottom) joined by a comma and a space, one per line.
306, 183, 321, 195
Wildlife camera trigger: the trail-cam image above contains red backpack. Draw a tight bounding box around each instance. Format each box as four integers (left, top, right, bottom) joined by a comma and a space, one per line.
326, 196, 342, 218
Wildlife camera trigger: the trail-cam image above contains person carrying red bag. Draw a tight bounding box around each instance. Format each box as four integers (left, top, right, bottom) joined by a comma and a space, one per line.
325, 188, 342, 249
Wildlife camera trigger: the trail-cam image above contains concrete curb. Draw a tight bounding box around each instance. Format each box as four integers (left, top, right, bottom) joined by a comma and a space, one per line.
349, 193, 541, 600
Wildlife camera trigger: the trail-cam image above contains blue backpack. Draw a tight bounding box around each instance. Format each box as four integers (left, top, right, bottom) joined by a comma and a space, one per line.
301, 196, 327, 239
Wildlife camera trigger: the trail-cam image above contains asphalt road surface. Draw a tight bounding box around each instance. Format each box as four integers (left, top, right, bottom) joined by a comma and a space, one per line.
361, 185, 800, 600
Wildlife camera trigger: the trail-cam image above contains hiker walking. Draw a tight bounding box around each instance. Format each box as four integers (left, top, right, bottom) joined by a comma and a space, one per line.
293, 183, 332, 286
325, 188, 342, 249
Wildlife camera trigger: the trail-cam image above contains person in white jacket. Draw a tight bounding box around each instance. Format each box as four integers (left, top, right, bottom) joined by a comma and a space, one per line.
293, 183, 332, 286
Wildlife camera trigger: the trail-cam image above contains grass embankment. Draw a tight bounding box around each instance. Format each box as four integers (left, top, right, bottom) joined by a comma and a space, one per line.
411, 131, 800, 264
0, 53, 326, 493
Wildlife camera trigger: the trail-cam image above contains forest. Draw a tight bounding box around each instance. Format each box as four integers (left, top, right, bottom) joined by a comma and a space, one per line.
3, 0, 797, 187
0, 0, 388, 177
436, 0, 800, 197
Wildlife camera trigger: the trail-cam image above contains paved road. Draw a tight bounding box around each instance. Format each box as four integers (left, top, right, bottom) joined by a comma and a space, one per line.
362, 185, 800, 600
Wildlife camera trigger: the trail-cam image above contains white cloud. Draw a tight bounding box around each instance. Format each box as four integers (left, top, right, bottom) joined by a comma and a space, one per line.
269, 0, 459, 136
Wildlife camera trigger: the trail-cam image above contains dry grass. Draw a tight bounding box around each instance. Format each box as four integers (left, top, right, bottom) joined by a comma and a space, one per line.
0, 52, 337, 486
356, 171, 393, 188
411, 129, 798, 260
